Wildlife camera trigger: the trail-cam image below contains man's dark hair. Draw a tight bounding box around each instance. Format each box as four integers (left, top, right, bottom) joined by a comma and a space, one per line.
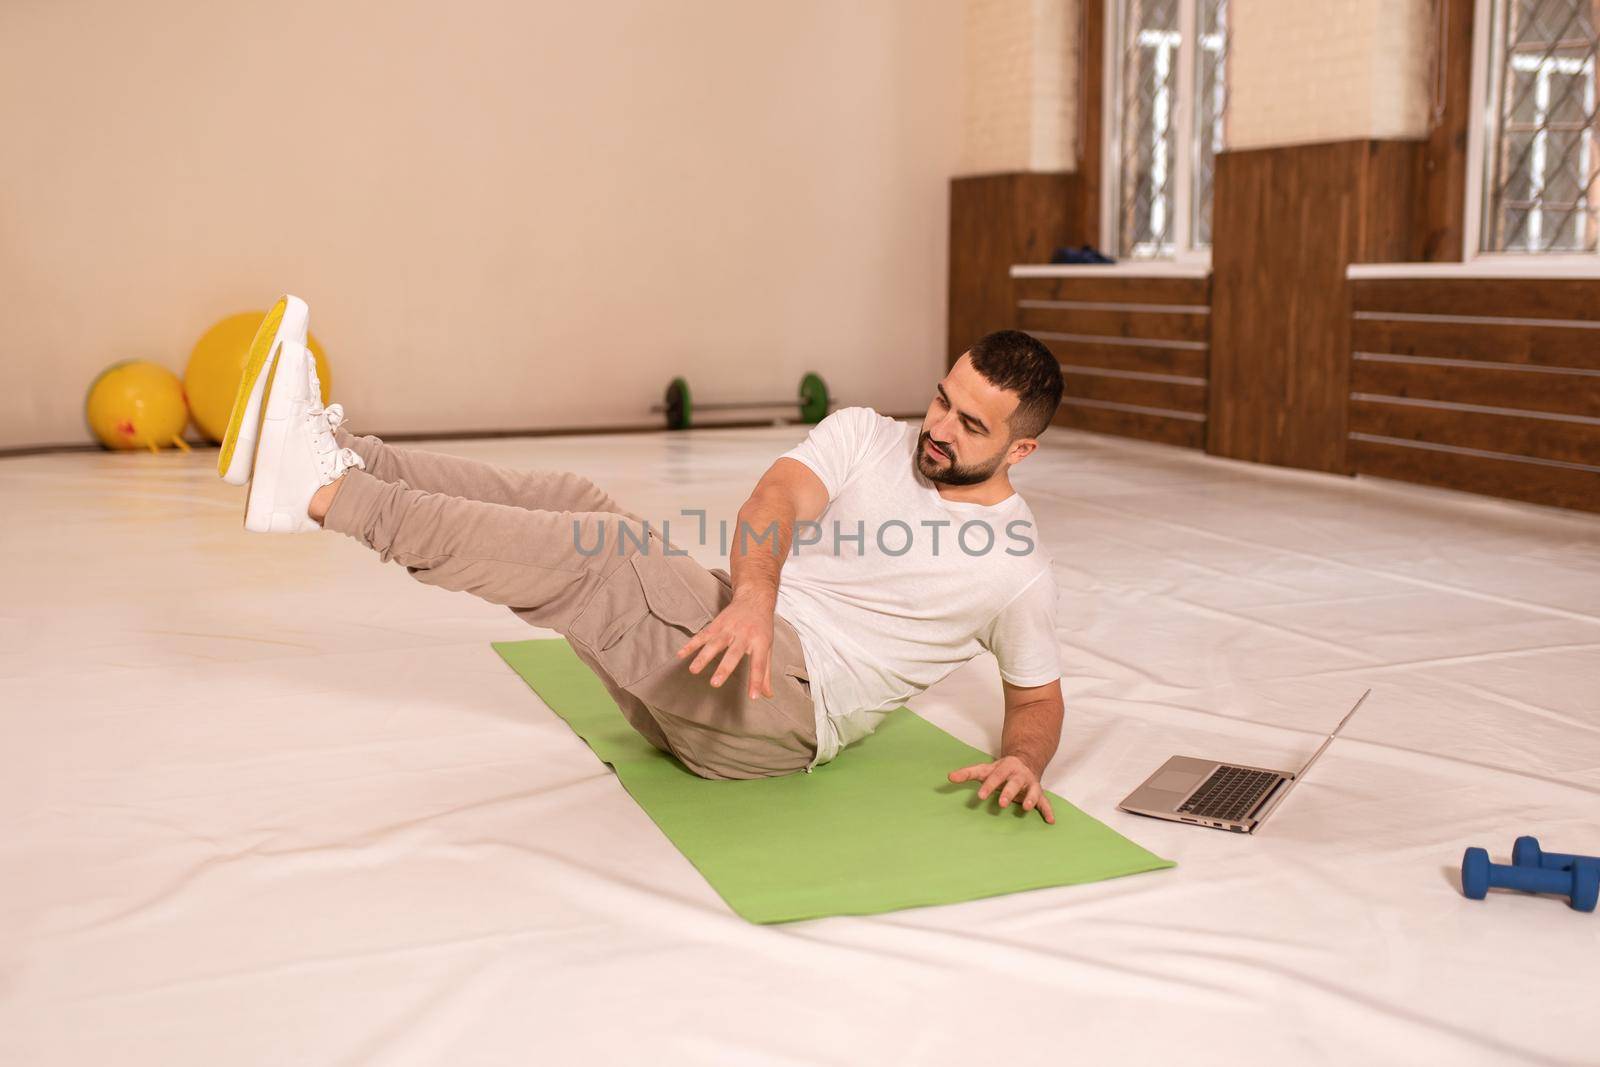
966, 330, 1063, 440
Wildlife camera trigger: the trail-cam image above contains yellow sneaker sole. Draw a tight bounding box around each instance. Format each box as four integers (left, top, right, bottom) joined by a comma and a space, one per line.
217, 296, 306, 484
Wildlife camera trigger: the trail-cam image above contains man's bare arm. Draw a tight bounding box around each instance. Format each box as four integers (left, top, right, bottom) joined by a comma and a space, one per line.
1000, 678, 1064, 779
728, 458, 828, 609
677, 458, 828, 697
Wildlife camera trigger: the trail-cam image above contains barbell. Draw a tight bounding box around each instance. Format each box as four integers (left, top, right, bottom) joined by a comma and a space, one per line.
652, 373, 831, 430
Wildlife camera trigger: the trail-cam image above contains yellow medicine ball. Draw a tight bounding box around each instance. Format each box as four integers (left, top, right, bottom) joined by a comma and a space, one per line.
85, 360, 190, 451
185, 311, 332, 443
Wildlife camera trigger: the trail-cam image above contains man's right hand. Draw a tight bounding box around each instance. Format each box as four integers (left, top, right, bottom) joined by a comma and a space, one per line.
676, 589, 776, 699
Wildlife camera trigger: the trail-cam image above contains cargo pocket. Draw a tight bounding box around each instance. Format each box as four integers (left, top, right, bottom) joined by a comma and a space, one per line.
591, 595, 649, 653
592, 552, 718, 690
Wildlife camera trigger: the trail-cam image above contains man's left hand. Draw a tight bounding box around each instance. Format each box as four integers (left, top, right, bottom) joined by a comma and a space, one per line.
948, 756, 1055, 824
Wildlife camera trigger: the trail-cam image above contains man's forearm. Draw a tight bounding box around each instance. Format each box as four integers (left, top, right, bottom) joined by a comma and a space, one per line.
1001, 699, 1063, 778
729, 495, 794, 605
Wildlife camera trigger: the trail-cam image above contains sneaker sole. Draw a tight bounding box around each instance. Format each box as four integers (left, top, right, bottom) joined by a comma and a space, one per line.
244, 343, 313, 533
217, 295, 309, 485
244, 426, 312, 532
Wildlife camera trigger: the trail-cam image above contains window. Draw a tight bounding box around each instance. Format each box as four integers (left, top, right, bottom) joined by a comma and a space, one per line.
1106, 0, 1229, 260
1478, 0, 1600, 254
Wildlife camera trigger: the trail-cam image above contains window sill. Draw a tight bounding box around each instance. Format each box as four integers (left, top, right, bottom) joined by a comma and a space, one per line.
1011, 260, 1211, 279
1348, 257, 1600, 280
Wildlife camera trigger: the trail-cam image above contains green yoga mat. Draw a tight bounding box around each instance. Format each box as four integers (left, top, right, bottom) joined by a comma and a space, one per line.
494, 639, 1174, 923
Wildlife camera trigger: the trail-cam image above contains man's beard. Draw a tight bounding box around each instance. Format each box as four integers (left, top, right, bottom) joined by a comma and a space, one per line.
915, 430, 1003, 487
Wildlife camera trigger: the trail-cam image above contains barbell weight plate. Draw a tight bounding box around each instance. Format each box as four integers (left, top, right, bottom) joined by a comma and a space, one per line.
665, 377, 692, 430
798, 372, 829, 424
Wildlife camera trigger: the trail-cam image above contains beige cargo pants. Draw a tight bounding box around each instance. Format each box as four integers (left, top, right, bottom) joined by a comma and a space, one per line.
323, 430, 819, 780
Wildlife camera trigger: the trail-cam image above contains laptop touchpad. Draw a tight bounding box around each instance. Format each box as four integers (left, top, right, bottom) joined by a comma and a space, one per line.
1150, 770, 1198, 792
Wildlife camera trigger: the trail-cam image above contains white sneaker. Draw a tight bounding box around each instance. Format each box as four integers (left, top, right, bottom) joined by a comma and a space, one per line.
244, 339, 365, 533
303, 353, 348, 442
218, 295, 309, 486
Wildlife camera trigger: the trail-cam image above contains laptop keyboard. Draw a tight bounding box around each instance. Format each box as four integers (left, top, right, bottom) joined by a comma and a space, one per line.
1179, 766, 1281, 822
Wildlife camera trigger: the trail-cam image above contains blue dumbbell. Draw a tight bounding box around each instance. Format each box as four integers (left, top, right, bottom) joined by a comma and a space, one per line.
1462, 847, 1600, 912
1511, 836, 1600, 874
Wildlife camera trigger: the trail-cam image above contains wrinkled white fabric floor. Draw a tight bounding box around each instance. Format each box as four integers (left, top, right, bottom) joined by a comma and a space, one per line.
2, 424, 1597, 1066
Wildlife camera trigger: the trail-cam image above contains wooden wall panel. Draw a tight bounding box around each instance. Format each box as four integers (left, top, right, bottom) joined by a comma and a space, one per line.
1012, 275, 1207, 304
1014, 273, 1210, 449
1363, 140, 1426, 264
1208, 140, 1421, 474
1078, 0, 1105, 246
1060, 404, 1205, 449
1349, 438, 1599, 512
1416, 0, 1475, 262
948, 173, 1078, 367
1349, 400, 1596, 465
1017, 304, 1209, 343
1028, 339, 1207, 378
1352, 318, 1600, 369
1351, 278, 1600, 320
1058, 371, 1207, 411
1351, 358, 1600, 418
1348, 278, 1600, 513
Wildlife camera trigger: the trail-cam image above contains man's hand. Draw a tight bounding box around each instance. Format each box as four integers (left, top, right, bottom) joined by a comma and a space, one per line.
676, 590, 776, 699
948, 756, 1056, 824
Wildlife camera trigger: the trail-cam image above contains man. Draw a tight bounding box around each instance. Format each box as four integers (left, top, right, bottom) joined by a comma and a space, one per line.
233, 307, 1065, 822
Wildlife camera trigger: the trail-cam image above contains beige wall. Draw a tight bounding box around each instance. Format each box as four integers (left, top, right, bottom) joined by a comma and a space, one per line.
1228, 0, 1433, 150
959, 0, 1078, 175
0, 0, 963, 450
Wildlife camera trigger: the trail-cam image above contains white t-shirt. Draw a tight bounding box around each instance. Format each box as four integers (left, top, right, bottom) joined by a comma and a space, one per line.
772, 406, 1061, 770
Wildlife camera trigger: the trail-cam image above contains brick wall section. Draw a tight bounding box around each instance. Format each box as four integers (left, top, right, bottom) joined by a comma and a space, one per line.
1227, 0, 1432, 150
959, 0, 1078, 174
959, 0, 1433, 174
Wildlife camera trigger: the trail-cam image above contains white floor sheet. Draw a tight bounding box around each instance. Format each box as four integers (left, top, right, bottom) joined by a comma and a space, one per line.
2, 425, 1596, 1066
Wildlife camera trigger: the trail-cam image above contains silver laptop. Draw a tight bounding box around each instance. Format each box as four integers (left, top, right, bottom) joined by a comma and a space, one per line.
1118, 689, 1370, 834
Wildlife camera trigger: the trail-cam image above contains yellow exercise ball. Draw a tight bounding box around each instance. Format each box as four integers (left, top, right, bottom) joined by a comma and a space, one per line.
184, 310, 332, 443
85, 360, 191, 451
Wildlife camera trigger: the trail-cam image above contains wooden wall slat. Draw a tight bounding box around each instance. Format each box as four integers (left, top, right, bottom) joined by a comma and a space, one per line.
1063, 372, 1207, 413
1043, 338, 1209, 378
1352, 359, 1600, 418
1013, 276, 1211, 305
1348, 399, 1599, 466
1017, 305, 1210, 343
1351, 278, 1600, 321
1351, 317, 1600, 370
1056, 403, 1205, 449
1350, 438, 1600, 513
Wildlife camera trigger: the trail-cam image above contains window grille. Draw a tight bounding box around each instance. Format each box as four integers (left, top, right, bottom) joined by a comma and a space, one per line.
1112, 0, 1228, 258
1483, 0, 1600, 253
